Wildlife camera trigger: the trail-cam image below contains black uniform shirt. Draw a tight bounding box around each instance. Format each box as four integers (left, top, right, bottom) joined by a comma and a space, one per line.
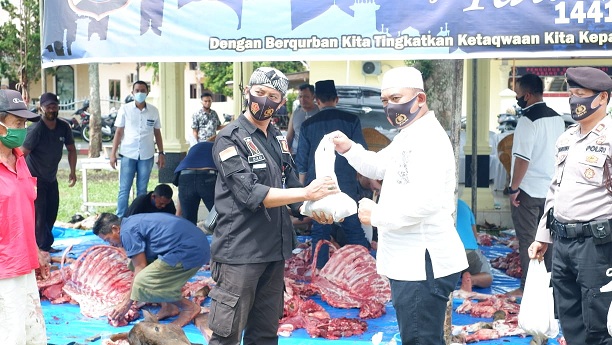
211, 115, 302, 264
124, 191, 177, 217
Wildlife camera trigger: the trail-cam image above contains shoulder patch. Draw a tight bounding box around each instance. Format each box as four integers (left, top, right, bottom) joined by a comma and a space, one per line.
219, 146, 238, 161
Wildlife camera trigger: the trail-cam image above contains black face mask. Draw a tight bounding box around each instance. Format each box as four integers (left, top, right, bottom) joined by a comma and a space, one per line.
516, 96, 527, 109
384, 94, 422, 128
248, 92, 281, 121
569, 93, 602, 121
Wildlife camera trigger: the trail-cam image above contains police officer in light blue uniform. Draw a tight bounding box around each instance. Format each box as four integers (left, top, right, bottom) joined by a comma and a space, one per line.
530, 66, 612, 345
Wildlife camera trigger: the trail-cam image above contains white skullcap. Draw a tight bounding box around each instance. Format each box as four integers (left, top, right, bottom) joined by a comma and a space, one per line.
381, 66, 424, 91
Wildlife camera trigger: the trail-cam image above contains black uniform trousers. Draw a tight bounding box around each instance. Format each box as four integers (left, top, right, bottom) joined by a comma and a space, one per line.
208, 260, 285, 345
35, 179, 59, 251
552, 236, 612, 345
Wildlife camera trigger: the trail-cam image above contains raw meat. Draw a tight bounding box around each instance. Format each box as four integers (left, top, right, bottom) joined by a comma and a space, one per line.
310, 240, 391, 319
490, 251, 522, 278
279, 278, 367, 339
61, 245, 134, 318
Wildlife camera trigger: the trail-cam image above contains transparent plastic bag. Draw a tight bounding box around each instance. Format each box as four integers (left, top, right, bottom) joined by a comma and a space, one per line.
518, 259, 559, 339
301, 134, 357, 221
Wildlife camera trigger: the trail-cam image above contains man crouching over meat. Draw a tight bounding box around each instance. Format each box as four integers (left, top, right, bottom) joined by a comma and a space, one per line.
93, 212, 211, 326
330, 66, 468, 345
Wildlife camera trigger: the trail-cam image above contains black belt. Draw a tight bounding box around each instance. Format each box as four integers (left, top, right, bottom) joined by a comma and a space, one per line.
180, 169, 217, 175
550, 217, 610, 239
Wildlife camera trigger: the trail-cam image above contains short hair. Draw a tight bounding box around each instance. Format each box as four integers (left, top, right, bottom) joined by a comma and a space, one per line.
316, 93, 337, 103
517, 74, 544, 95
0, 112, 7, 121
132, 80, 149, 92
298, 83, 314, 94
92, 213, 120, 236
201, 92, 213, 100
153, 184, 173, 198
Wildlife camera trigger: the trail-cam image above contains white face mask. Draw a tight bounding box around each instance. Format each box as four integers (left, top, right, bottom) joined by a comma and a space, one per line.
134, 92, 147, 103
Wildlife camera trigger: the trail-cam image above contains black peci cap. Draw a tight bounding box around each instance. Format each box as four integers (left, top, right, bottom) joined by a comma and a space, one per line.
315, 80, 337, 97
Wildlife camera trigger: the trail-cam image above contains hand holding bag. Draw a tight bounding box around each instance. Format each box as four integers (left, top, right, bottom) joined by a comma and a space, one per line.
518, 259, 559, 341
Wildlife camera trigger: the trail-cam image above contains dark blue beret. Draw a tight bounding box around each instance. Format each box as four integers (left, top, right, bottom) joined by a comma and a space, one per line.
566, 67, 612, 91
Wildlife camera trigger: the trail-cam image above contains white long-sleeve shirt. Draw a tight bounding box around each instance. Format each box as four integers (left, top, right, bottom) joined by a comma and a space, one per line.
343, 111, 467, 281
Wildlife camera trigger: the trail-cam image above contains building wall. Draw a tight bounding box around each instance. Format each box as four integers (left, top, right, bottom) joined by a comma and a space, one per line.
308, 60, 405, 87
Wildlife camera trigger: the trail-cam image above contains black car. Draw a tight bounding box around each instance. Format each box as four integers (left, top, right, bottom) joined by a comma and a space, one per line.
335, 85, 392, 132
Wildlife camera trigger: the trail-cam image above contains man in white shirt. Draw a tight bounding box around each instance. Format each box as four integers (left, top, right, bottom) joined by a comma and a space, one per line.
331, 66, 467, 345
506, 73, 565, 297
110, 81, 165, 217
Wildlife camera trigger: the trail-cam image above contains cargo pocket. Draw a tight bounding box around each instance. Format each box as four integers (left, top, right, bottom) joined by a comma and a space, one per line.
584, 288, 612, 333
208, 287, 240, 337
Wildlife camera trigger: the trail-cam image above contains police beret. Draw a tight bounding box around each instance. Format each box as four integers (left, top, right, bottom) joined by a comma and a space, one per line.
315, 80, 337, 97
566, 67, 612, 91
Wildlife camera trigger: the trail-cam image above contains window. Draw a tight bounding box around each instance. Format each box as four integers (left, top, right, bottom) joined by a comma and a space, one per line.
189, 84, 198, 99
189, 62, 199, 70
109, 79, 121, 101
55, 66, 75, 110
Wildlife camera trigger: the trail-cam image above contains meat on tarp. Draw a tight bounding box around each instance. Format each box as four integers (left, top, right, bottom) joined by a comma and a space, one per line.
310, 240, 391, 319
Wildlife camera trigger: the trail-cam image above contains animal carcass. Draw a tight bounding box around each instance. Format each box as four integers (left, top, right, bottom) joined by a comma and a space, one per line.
311, 241, 391, 319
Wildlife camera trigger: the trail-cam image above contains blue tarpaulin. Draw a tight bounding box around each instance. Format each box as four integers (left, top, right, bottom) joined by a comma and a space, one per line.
44, 227, 560, 345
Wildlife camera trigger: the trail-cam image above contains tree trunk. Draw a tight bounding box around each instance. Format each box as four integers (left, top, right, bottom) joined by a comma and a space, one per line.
88, 63, 102, 158
423, 60, 464, 345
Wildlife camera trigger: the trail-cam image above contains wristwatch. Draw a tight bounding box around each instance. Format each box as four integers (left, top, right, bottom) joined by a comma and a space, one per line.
507, 186, 520, 194
158, 151, 165, 155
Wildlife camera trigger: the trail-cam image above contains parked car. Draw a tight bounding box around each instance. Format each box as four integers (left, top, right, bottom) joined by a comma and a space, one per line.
335, 85, 398, 139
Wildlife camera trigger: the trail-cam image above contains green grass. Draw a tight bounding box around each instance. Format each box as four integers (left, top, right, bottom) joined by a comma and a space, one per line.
56, 168, 159, 222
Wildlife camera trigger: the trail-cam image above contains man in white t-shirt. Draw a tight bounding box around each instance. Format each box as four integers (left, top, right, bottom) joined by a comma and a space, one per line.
110, 81, 165, 217
506, 73, 565, 297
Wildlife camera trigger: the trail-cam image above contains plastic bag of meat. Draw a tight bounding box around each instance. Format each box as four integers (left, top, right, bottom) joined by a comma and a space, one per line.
518, 259, 559, 340
301, 133, 356, 221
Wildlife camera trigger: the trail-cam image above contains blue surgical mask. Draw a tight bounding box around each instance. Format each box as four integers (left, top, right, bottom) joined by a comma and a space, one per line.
134, 92, 147, 103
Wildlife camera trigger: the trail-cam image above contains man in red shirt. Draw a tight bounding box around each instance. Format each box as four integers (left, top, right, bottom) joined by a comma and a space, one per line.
0, 89, 51, 344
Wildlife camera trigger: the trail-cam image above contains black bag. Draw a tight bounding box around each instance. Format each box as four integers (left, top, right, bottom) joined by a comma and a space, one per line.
203, 206, 218, 234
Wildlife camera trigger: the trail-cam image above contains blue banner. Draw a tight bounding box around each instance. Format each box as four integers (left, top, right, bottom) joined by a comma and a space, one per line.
42, 0, 612, 67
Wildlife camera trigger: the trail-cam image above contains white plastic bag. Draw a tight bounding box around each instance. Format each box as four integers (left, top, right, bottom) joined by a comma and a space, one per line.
301, 134, 357, 221
518, 259, 559, 339
608, 301, 612, 336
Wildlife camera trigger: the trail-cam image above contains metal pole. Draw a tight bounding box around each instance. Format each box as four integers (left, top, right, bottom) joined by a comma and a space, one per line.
39, 0, 46, 93
471, 60, 478, 215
